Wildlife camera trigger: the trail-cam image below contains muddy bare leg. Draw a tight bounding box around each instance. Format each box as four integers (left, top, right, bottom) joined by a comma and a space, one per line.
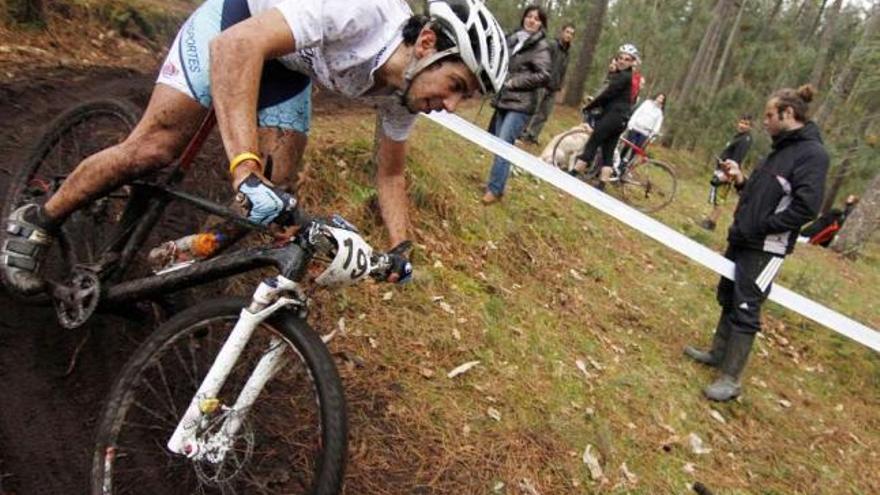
43, 85, 208, 222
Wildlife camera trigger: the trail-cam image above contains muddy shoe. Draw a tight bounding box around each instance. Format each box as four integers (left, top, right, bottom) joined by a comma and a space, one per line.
2, 204, 55, 295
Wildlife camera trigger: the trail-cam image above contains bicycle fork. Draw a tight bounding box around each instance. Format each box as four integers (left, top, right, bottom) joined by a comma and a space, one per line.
166, 276, 307, 462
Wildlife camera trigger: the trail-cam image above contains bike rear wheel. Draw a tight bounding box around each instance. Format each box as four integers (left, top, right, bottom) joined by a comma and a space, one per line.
91, 297, 347, 495
1, 99, 139, 297
620, 159, 677, 213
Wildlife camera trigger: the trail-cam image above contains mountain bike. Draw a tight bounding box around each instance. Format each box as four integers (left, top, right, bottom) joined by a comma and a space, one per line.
552, 129, 677, 213
2, 99, 403, 494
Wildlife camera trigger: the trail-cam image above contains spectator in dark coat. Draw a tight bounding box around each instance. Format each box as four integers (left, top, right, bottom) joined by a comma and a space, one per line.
685, 85, 829, 402
518, 23, 575, 145
570, 43, 640, 189
699, 115, 754, 231
482, 5, 551, 204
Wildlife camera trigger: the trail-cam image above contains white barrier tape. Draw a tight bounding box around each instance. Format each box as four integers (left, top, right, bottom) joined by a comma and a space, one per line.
424, 111, 880, 353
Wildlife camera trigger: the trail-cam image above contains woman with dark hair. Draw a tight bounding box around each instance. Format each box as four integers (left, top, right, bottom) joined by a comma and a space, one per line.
481, 4, 552, 204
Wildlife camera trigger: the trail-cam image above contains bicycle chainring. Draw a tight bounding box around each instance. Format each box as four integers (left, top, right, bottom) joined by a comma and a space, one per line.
51, 268, 101, 329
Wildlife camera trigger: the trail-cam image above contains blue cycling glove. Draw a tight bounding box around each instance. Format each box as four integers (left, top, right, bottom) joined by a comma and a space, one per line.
237, 173, 297, 225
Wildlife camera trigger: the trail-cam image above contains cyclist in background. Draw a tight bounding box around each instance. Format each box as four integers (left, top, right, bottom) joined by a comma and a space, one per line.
571, 43, 640, 190
699, 114, 753, 231
2, 0, 509, 294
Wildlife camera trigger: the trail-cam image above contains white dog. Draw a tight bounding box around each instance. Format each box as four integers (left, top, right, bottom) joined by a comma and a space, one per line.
540, 123, 591, 170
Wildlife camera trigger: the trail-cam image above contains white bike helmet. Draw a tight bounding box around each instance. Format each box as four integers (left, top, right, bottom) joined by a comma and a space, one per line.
405, 0, 508, 94
618, 43, 640, 61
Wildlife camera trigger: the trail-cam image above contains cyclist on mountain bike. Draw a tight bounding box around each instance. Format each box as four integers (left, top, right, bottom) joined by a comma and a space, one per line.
2, 0, 508, 295
571, 43, 640, 190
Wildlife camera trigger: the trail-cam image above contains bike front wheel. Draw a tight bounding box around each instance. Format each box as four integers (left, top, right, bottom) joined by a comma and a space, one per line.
620, 159, 677, 213
91, 298, 347, 495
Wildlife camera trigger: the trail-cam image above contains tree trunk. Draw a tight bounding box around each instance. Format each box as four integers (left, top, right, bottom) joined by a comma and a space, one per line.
821, 154, 853, 215
563, 0, 610, 107
814, 3, 880, 126
809, 0, 843, 88
832, 171, 880, 258
807, 0, 830, 38
737, 0, 784, 80
676, 0, 735, 104
710, 0, 747, 97
7, 0, 46, 26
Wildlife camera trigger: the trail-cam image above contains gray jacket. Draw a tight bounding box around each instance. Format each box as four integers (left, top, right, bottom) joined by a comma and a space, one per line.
492, 30, 551, 114
547, 38, 571, 92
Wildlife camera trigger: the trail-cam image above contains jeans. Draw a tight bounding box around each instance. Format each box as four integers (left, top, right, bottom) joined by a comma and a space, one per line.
486, 109, 531, 196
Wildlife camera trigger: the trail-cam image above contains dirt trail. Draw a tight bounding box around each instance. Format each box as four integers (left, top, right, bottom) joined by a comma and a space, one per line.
0, 66, 156, 495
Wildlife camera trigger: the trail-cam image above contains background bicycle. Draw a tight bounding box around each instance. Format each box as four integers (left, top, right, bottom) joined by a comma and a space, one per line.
551, 128, 677, 213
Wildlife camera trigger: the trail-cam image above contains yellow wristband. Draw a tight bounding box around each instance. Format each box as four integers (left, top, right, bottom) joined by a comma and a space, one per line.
229, 152, 263, 175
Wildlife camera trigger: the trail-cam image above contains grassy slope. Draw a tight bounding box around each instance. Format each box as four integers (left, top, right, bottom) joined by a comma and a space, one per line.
300, 102, 879, 494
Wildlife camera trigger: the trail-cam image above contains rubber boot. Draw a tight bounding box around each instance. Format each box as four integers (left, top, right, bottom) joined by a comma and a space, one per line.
703, 331, 755, 402
684, 313, 731, 367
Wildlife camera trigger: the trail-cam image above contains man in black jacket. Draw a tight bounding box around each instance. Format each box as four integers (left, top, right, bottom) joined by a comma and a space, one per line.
518, 23, 575, 145
571, 43, 639, 189
685, 85, 829, 402
699, 115, 753, 231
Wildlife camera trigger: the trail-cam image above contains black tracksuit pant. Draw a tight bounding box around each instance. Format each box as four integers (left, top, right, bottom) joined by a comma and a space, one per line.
577, 110, 627, 170
716, 245, 784, 335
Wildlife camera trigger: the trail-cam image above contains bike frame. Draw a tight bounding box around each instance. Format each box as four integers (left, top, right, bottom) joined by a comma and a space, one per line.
72, 109, 322, 464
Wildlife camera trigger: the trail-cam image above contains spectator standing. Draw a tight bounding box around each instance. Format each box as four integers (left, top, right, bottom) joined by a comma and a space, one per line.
684, 85, 829, 402
481, 5, 551, 204
699, 115, 754, 231
518, 23, 575, 145
616, 92, 665, 175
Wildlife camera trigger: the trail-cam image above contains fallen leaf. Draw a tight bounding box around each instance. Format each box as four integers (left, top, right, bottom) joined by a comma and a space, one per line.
709, 409, 726, 424
433, 260, 444, 268
492, 481, 504, 492
517, 478, 539, 495
569, 269, 584, 281
778, 399, 792, 408
382, 291, 393, 301
688, 433, 712, 455
575, 359, 593, 379
683, 463, 696, 474
368, 337, 378, 349
447, 360, 481, 379
587, 356, 604, 371
419, 367, 435, 379
582, 445, 604, 480
452, 328, 461, 340
431, 295, 444, 302
620, 462, 638, 484
487, 407, 502, 422
439, 301, 455, 314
